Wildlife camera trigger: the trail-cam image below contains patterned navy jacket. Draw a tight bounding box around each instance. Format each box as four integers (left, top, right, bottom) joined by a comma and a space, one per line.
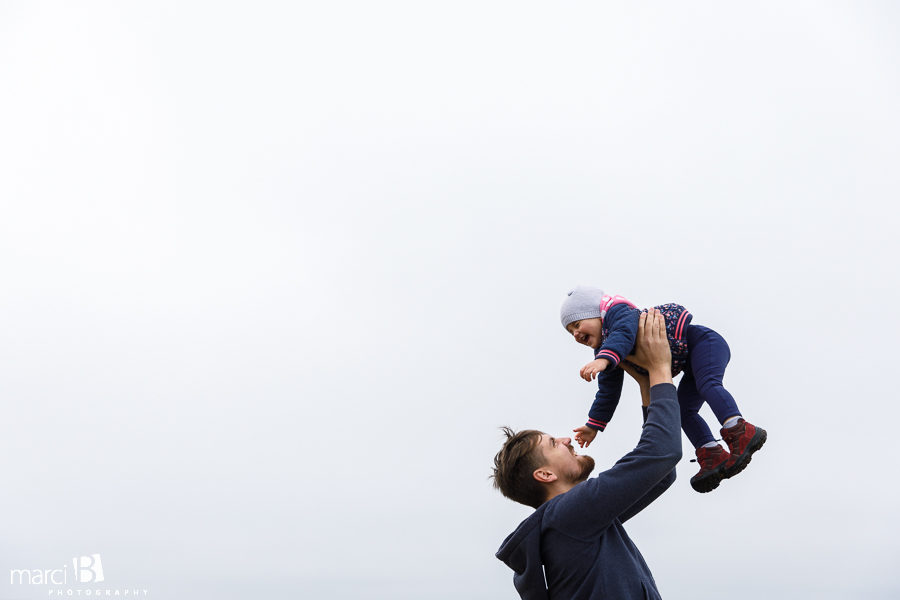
586, 297, 692, 432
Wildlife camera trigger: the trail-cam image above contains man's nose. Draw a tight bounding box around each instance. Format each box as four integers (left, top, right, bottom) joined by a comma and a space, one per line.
560, 437, 572, 446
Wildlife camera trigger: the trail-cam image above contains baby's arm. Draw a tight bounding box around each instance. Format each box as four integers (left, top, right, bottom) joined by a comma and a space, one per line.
576, 366, 625, 445
593, 304, 641, 370
580, 358, 610, 381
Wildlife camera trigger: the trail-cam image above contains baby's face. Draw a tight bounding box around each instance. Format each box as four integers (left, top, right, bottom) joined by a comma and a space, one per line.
566, 318, 603, 349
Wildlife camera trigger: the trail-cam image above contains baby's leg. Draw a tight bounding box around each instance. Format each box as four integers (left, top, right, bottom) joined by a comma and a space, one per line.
687, 324, 766, 479
685, 325, 741, 424
677, 370, 716, 448
679, 372, 730, 493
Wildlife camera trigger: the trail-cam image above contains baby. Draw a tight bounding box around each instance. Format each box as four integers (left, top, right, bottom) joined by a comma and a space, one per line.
560, 286, 767, 493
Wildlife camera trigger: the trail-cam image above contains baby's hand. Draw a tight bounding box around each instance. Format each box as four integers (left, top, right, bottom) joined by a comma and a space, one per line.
573, 425, 598, 448
580, 358, 610, 382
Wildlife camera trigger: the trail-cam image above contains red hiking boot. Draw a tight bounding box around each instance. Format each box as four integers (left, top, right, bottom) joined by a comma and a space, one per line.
690, 445, 730, 493
721, 419, 767, 478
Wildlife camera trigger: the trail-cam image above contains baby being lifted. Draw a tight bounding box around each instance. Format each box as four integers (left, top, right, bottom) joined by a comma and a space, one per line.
560, 286, 767, 493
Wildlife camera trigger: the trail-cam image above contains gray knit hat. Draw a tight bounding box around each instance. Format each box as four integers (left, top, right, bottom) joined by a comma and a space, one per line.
560, 286, 605, 329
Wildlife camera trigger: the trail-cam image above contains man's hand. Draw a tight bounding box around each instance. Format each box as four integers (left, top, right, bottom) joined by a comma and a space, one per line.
628, 309, 672, 387
573, 425, 598, 448
580, 358, 610, 382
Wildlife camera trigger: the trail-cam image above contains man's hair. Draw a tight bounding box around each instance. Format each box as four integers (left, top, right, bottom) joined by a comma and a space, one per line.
491, 426, 547, 509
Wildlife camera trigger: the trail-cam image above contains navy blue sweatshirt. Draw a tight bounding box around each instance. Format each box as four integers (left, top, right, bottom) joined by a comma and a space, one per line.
496, 384, 682, 600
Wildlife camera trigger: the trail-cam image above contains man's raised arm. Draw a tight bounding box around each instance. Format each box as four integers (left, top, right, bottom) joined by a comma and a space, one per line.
547, 310, 682, 537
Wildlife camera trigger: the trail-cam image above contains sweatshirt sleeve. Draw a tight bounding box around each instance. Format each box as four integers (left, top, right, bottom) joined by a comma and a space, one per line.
548, 383, 682, 538
593, 304, 640, 369
619, 406, 677, 523
586, 366, 624, 431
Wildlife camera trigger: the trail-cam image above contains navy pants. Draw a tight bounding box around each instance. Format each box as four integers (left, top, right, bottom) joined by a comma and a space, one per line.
678, 324, 742, 448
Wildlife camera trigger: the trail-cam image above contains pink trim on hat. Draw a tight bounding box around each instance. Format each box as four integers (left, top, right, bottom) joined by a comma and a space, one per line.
599, 294, 638, 317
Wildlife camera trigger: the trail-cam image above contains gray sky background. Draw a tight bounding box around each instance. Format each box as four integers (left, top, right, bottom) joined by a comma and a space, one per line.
1, 2, 899, 599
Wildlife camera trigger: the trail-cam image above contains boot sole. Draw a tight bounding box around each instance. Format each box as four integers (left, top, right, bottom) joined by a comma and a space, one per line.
690, 458, 729, 493
690, 468, 725, 493
723, 428, 767, 479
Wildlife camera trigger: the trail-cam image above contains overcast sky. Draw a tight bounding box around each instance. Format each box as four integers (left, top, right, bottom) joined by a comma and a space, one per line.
1, 1, 899, 599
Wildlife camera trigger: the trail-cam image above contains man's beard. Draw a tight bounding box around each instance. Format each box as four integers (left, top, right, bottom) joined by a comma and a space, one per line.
573, 455, 596, 483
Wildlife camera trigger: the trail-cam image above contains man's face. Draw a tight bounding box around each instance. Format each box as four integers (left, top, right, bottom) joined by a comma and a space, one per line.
537, 434, 595, 484
566, 318, 603, 349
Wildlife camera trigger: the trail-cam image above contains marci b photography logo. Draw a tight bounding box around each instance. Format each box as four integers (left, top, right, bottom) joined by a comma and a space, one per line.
10, 554, 104, 585
9, 554, 149, 597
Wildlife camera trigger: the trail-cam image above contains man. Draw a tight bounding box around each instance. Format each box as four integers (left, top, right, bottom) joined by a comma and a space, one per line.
492, 309, 681, 600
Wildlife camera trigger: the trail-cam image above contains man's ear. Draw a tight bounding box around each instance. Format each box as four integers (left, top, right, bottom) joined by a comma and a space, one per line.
533, 468, 557, 484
